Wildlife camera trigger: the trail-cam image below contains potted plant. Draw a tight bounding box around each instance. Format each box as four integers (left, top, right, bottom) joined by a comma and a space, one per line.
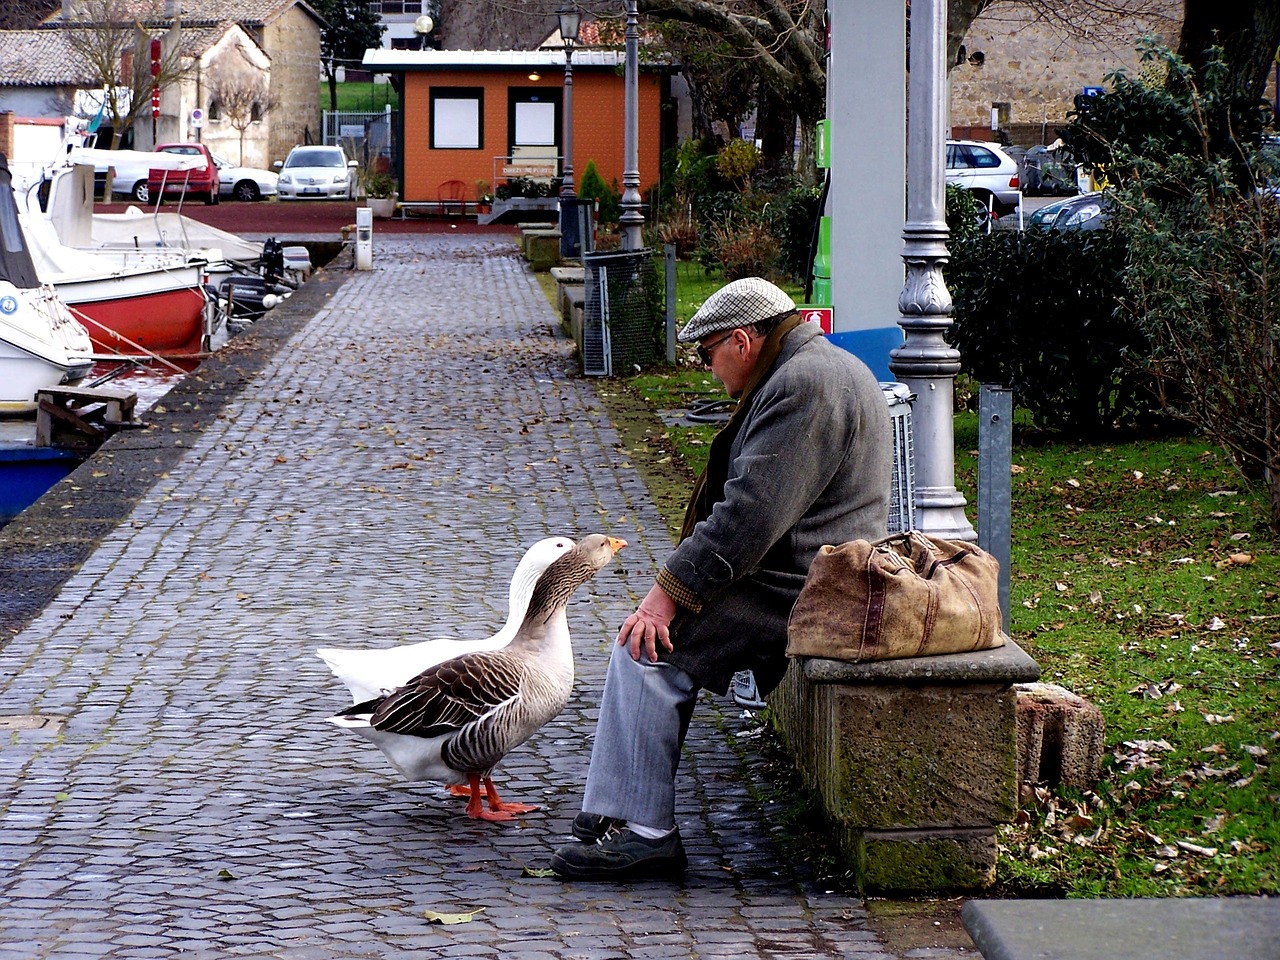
363, 171, 398, 218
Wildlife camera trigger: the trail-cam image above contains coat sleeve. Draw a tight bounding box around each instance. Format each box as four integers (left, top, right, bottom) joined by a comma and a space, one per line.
662, 359, 860, 603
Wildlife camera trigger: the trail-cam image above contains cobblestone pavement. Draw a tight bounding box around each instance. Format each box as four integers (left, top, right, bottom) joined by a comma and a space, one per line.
0, 235, 973, 959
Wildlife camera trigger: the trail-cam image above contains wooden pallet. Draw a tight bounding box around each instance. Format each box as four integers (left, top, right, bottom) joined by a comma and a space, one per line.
35, 386, 139, 451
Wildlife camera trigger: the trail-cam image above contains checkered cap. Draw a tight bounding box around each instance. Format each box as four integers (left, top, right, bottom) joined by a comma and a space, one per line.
677, 277, 796, 343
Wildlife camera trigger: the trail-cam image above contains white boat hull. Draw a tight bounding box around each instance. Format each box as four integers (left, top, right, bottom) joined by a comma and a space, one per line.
0, 281, 94, 414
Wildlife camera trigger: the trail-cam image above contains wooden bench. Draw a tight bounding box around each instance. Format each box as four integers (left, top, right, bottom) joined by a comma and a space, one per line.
769, 640, 1040, 893
35, 386, 138, 451
962, 897, 1280, 960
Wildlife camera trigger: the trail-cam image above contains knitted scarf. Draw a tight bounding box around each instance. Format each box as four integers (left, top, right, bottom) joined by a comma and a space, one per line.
678, 313, 804, 542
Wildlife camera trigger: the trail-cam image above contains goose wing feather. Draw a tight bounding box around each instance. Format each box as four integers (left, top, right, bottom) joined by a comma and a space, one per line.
363, 652, 525, 738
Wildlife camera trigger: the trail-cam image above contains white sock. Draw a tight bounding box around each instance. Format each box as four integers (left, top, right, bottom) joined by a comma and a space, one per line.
627, 821, 674, 840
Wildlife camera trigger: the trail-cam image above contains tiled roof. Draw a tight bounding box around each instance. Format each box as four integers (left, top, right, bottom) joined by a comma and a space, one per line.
0, 30, 93, 86
40, 0, 319, 28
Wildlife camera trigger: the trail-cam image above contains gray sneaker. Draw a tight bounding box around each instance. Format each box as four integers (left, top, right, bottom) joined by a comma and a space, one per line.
571, 812, 621, 842
551, 825, 687, 880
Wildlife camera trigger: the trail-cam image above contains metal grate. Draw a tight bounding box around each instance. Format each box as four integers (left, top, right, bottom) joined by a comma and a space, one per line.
881, 382, 916, 534
581, 249, 659, 377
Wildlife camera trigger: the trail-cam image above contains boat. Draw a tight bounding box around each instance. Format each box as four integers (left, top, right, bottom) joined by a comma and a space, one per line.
13, 160, 217, 358
0, 154, 95, 414
19, 210, 213, 357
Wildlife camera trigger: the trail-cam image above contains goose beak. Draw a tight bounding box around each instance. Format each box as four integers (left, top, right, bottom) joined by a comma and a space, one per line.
606, 537, 627, 554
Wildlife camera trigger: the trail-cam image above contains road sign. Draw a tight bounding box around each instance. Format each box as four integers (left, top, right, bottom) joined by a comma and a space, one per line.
191, 107, 204, 129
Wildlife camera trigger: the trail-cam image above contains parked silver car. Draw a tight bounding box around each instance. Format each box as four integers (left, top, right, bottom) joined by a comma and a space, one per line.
211, 153, 278, 202
274, 145, 357, 200
946, 140, 1022, 215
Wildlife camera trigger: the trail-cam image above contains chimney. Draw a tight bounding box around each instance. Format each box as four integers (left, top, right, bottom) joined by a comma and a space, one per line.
62, 0, 73, 20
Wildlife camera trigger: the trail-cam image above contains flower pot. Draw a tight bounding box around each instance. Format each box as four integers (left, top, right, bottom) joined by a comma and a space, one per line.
366, 196, 398, 219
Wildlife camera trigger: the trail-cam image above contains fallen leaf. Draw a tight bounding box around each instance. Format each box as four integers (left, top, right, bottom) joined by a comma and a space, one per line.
1177, 840, 1218, 857
521, 867, 558, 878
424, 908, 485, 925
1203, 714, 1234, 725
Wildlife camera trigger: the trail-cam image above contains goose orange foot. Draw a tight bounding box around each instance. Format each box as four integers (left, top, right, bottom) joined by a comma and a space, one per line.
461, 773, 539, 821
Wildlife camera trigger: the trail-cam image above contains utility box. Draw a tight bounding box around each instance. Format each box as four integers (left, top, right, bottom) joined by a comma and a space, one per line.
355, 206, 372, 270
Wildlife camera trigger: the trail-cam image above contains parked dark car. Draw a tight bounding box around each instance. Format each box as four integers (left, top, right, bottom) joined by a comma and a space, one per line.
1026, 191, 1112, 231
1022, 145, 1079, 196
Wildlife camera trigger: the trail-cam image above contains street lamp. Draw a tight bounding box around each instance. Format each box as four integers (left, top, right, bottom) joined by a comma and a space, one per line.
414, 14, 433, 50
888, 0, 976, 541
619, 0, 643, 250
557, 6, 581, 258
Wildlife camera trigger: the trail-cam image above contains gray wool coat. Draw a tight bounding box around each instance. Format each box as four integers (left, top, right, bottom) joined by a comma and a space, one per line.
662, 321, 893, 695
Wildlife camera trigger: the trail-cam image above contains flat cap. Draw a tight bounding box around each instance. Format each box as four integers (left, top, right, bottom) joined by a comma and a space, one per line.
677, 277, 796, 343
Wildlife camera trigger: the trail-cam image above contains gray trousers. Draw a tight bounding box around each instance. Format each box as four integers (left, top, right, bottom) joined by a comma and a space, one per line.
580, 643, 699, 830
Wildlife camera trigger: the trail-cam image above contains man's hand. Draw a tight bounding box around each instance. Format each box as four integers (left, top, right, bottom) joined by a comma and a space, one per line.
617, 582, 677, 663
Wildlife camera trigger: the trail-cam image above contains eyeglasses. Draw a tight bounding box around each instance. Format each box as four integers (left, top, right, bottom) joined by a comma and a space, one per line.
696, 331, 737, 365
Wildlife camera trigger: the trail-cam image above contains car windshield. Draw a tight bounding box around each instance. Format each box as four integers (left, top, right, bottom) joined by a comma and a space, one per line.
287, 149, 344, 168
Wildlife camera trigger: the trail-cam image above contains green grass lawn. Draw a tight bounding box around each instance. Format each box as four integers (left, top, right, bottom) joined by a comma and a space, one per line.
608, 355, 1279, 899
322, 81, 397, 114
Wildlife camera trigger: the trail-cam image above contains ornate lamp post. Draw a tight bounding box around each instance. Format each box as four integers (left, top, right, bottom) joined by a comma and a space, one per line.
557, 6, 582, 258
889, 0, 975, 541
619, 0, 644, 250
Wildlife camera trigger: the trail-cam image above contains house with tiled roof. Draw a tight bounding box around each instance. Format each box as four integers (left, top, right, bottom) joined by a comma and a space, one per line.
0, 29, 95, 170
23, 0, 323, 165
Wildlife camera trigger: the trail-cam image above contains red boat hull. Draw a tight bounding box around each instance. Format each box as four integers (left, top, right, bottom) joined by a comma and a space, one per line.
61, 284, 206, 357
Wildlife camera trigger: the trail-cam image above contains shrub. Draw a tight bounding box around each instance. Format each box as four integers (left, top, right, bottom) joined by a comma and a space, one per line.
1056, 40, 1280, 528
703, 217, 781, 282
715, 138, 761, 183
944, 227, 1167, 437
767, 183, 823, 283
579, 161, 621, 224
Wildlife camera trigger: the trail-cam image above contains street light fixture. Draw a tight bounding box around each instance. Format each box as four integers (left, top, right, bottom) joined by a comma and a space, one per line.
557, 6, 582, 257
414, 14, 433, 50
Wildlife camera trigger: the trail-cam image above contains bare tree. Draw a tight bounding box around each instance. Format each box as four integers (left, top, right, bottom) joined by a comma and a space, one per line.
207, 49, 274, 165
58, 0, 190, 149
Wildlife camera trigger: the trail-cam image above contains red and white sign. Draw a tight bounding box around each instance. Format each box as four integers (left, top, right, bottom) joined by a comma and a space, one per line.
800, 305, 833, 334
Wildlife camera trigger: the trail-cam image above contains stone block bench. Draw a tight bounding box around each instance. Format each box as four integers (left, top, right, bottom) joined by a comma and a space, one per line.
520, 228, 561, 271
961, 896, 1280, 960
549, 266, 585, 333
768, 640, 1040, 893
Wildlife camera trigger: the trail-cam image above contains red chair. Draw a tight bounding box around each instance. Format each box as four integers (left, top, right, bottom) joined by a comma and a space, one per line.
437, 179, 466, 216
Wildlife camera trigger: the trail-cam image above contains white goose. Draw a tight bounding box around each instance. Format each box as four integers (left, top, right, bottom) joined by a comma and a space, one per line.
329, 534, 625, 821
316, 536, 577, 704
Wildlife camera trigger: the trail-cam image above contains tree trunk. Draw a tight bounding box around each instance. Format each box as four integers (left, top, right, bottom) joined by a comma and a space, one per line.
754, 86, 796, 178
1177, 0, 1280, 102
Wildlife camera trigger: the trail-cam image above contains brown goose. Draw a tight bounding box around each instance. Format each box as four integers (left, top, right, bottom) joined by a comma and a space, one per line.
328, 534, 625, 821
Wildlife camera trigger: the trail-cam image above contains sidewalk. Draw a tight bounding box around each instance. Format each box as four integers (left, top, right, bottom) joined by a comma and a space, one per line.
0, 235, 971, 959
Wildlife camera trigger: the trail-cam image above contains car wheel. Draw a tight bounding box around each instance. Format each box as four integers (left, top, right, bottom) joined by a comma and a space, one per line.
132, 182, 149, 203
233, 181, 260, 202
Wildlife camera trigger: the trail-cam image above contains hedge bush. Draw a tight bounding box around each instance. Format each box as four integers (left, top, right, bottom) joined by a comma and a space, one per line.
944, 226, 1167, 437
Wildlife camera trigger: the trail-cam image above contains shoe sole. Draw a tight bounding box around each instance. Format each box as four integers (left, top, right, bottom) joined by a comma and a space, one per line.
549, 852, 688, 880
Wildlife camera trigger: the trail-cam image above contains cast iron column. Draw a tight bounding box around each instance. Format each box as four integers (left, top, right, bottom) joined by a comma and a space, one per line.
619, 0, 644, 250
889, 0, 976, 541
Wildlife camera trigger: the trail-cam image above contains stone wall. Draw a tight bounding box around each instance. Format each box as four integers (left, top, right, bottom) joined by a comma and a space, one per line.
260, 7, 322, 165
949, 3, 1181, 146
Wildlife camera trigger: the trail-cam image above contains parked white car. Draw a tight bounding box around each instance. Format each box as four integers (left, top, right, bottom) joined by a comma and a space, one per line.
946, 140, 1022, 215
274, 145, 358, 200
211, 153, 278, 202
105, 151, 277, 203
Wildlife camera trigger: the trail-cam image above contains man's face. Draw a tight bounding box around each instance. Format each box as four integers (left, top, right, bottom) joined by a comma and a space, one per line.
699, 327, 757, 399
